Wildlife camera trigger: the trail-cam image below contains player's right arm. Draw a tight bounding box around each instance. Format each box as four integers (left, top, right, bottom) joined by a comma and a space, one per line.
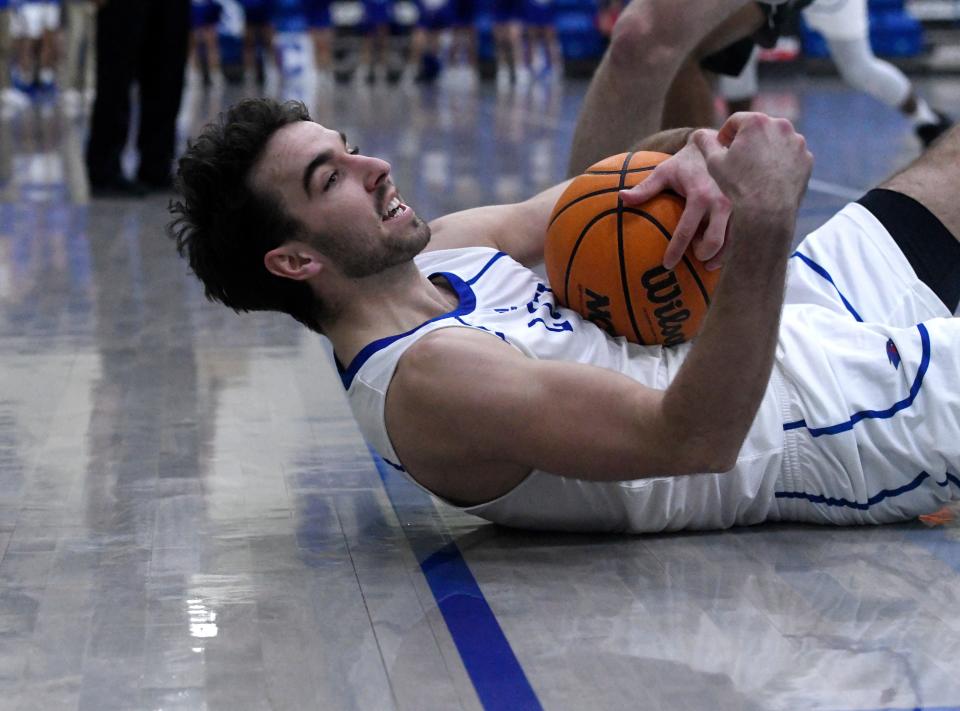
385, 113, 813, 504
386, 328, 745, 506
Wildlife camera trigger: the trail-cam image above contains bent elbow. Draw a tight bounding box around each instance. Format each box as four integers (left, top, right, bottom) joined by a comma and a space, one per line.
709, 452, 739, 474
674, 439, 741, 475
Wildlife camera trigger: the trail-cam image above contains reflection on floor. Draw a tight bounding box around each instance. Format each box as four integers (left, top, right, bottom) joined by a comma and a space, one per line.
1, 73, 959, 711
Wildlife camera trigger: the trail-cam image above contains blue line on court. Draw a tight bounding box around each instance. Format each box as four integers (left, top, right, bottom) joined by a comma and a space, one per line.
371, 450, 544, 711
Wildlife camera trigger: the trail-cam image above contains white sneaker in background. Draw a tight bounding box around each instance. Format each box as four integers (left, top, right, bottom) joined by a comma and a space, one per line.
398, 66, 417, 91
1, 87, 31, 110
263, 63, 281, 95
186, 66, 203, 90
61, 88, 83, 116
316, 70, 334, 90
38, 67, 56, 91
353, 64, 370, 87
496, 64, 510, 90
514, 65, 531, 88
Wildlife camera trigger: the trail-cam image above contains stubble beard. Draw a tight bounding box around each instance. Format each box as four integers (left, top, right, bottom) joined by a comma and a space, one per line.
316, 214, 432, 279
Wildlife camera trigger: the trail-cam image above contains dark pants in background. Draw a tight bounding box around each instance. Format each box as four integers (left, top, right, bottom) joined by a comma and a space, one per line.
86, 0, 190, 187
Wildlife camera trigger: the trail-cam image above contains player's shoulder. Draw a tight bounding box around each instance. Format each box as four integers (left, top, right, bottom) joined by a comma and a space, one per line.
393, 327, 519, 400
425, 208, 503, 253
402, 326, 516, 375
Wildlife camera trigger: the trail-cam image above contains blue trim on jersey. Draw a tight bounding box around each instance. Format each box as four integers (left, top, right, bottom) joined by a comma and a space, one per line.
775, 470, 960, 510
339, 271, 477, 389
790, 251, 864, 322
783, 323, 931, 436
340, 251, 508, 389
467, 251, 508, 285
335, 252, 507, 390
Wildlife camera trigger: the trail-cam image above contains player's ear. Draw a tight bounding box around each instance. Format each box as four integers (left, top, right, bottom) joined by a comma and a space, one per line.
264, 243, 323, 281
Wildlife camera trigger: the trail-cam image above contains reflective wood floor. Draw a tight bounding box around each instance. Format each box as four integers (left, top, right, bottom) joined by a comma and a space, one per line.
1, 66, 959, 711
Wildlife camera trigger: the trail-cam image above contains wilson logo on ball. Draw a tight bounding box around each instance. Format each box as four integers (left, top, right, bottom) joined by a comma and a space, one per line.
640, 266, 691, 347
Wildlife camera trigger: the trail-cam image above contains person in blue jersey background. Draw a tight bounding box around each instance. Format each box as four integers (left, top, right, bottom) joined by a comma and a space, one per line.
167, 0, 960, 533
355, 0, 393, 83
492, 0, 526, 86
10, 0, 61, 93
305, 0, 335, 86
403, 0, 451, 84
447, 0, 477, 81
188, 0, 225, 89
522, 0, 562, 81
239, 0, 278, 88
0, 0, 32, 110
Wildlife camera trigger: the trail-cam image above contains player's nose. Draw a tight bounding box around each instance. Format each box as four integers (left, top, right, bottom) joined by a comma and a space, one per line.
361, 155, 392, 192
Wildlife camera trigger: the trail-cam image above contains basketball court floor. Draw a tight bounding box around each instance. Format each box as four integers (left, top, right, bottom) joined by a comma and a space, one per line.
1, 69, 960, 710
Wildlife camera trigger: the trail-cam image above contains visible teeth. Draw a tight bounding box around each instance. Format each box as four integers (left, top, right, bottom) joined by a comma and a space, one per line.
382, 197, 404, 220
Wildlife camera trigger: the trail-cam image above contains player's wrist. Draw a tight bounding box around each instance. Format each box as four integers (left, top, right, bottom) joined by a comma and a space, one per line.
726, 208, 796, 265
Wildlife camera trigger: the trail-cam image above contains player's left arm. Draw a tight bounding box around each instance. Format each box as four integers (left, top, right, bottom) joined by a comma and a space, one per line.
425, 179, 572, 266
425, 127, 701, 267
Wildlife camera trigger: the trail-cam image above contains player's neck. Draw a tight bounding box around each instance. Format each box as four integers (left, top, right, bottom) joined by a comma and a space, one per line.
323, 263, 460, 366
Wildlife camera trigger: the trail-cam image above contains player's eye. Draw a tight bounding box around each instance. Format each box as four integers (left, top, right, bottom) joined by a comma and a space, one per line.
324, 172, 339, 191
348, 145, 359, 155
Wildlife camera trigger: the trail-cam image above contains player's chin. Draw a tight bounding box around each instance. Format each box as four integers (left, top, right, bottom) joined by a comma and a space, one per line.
408, 216, 432, 253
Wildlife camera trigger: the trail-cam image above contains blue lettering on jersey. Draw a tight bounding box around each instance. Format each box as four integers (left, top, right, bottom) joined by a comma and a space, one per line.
526, 283, 549, 309
524, 282, 572, 333
528, 317, 573, 333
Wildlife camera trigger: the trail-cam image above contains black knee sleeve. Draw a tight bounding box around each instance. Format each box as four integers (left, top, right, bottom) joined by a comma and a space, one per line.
857, 188, 960, 313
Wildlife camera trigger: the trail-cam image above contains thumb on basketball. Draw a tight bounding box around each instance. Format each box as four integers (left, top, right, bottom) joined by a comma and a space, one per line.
691, 128, 724, 163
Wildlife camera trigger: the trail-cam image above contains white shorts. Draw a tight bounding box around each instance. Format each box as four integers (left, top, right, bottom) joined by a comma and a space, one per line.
772, 203, 960, 525
10, 3, 61, 39
802, 0, 868, 42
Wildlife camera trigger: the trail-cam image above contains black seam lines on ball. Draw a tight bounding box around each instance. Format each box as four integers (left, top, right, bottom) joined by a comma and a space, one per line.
617, 152, 645, 344
548, 183, 682, 230
563, 207, 622, 307
548, 185, 625, 229
584, 166, 656, 176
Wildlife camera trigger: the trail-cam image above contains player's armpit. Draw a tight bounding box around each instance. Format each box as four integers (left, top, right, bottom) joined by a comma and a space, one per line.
384, 328, 738, 505
425, 179, 573, 267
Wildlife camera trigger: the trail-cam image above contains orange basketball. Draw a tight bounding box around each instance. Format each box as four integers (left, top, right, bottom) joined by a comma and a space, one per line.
544, 151, 721, 346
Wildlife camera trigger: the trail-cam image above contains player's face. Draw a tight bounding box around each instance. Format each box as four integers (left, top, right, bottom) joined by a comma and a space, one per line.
252, 121, 430, 278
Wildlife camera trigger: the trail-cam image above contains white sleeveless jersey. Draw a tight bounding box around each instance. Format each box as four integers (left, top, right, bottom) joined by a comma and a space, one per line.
342, 246, 789, 533
344, 203, 960, 532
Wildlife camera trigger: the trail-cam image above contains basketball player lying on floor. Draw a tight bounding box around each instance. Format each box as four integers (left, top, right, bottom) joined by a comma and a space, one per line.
168, 0, 960, 533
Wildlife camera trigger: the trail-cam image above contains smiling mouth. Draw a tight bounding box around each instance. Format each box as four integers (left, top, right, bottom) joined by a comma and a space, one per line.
381, 196, 408, 222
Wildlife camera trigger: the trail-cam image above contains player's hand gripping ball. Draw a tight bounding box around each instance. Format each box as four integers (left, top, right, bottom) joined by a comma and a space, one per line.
545, 151, 721, 346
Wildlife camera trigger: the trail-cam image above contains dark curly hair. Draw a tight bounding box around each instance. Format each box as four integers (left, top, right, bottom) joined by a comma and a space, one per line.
167, 98, 325, 333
